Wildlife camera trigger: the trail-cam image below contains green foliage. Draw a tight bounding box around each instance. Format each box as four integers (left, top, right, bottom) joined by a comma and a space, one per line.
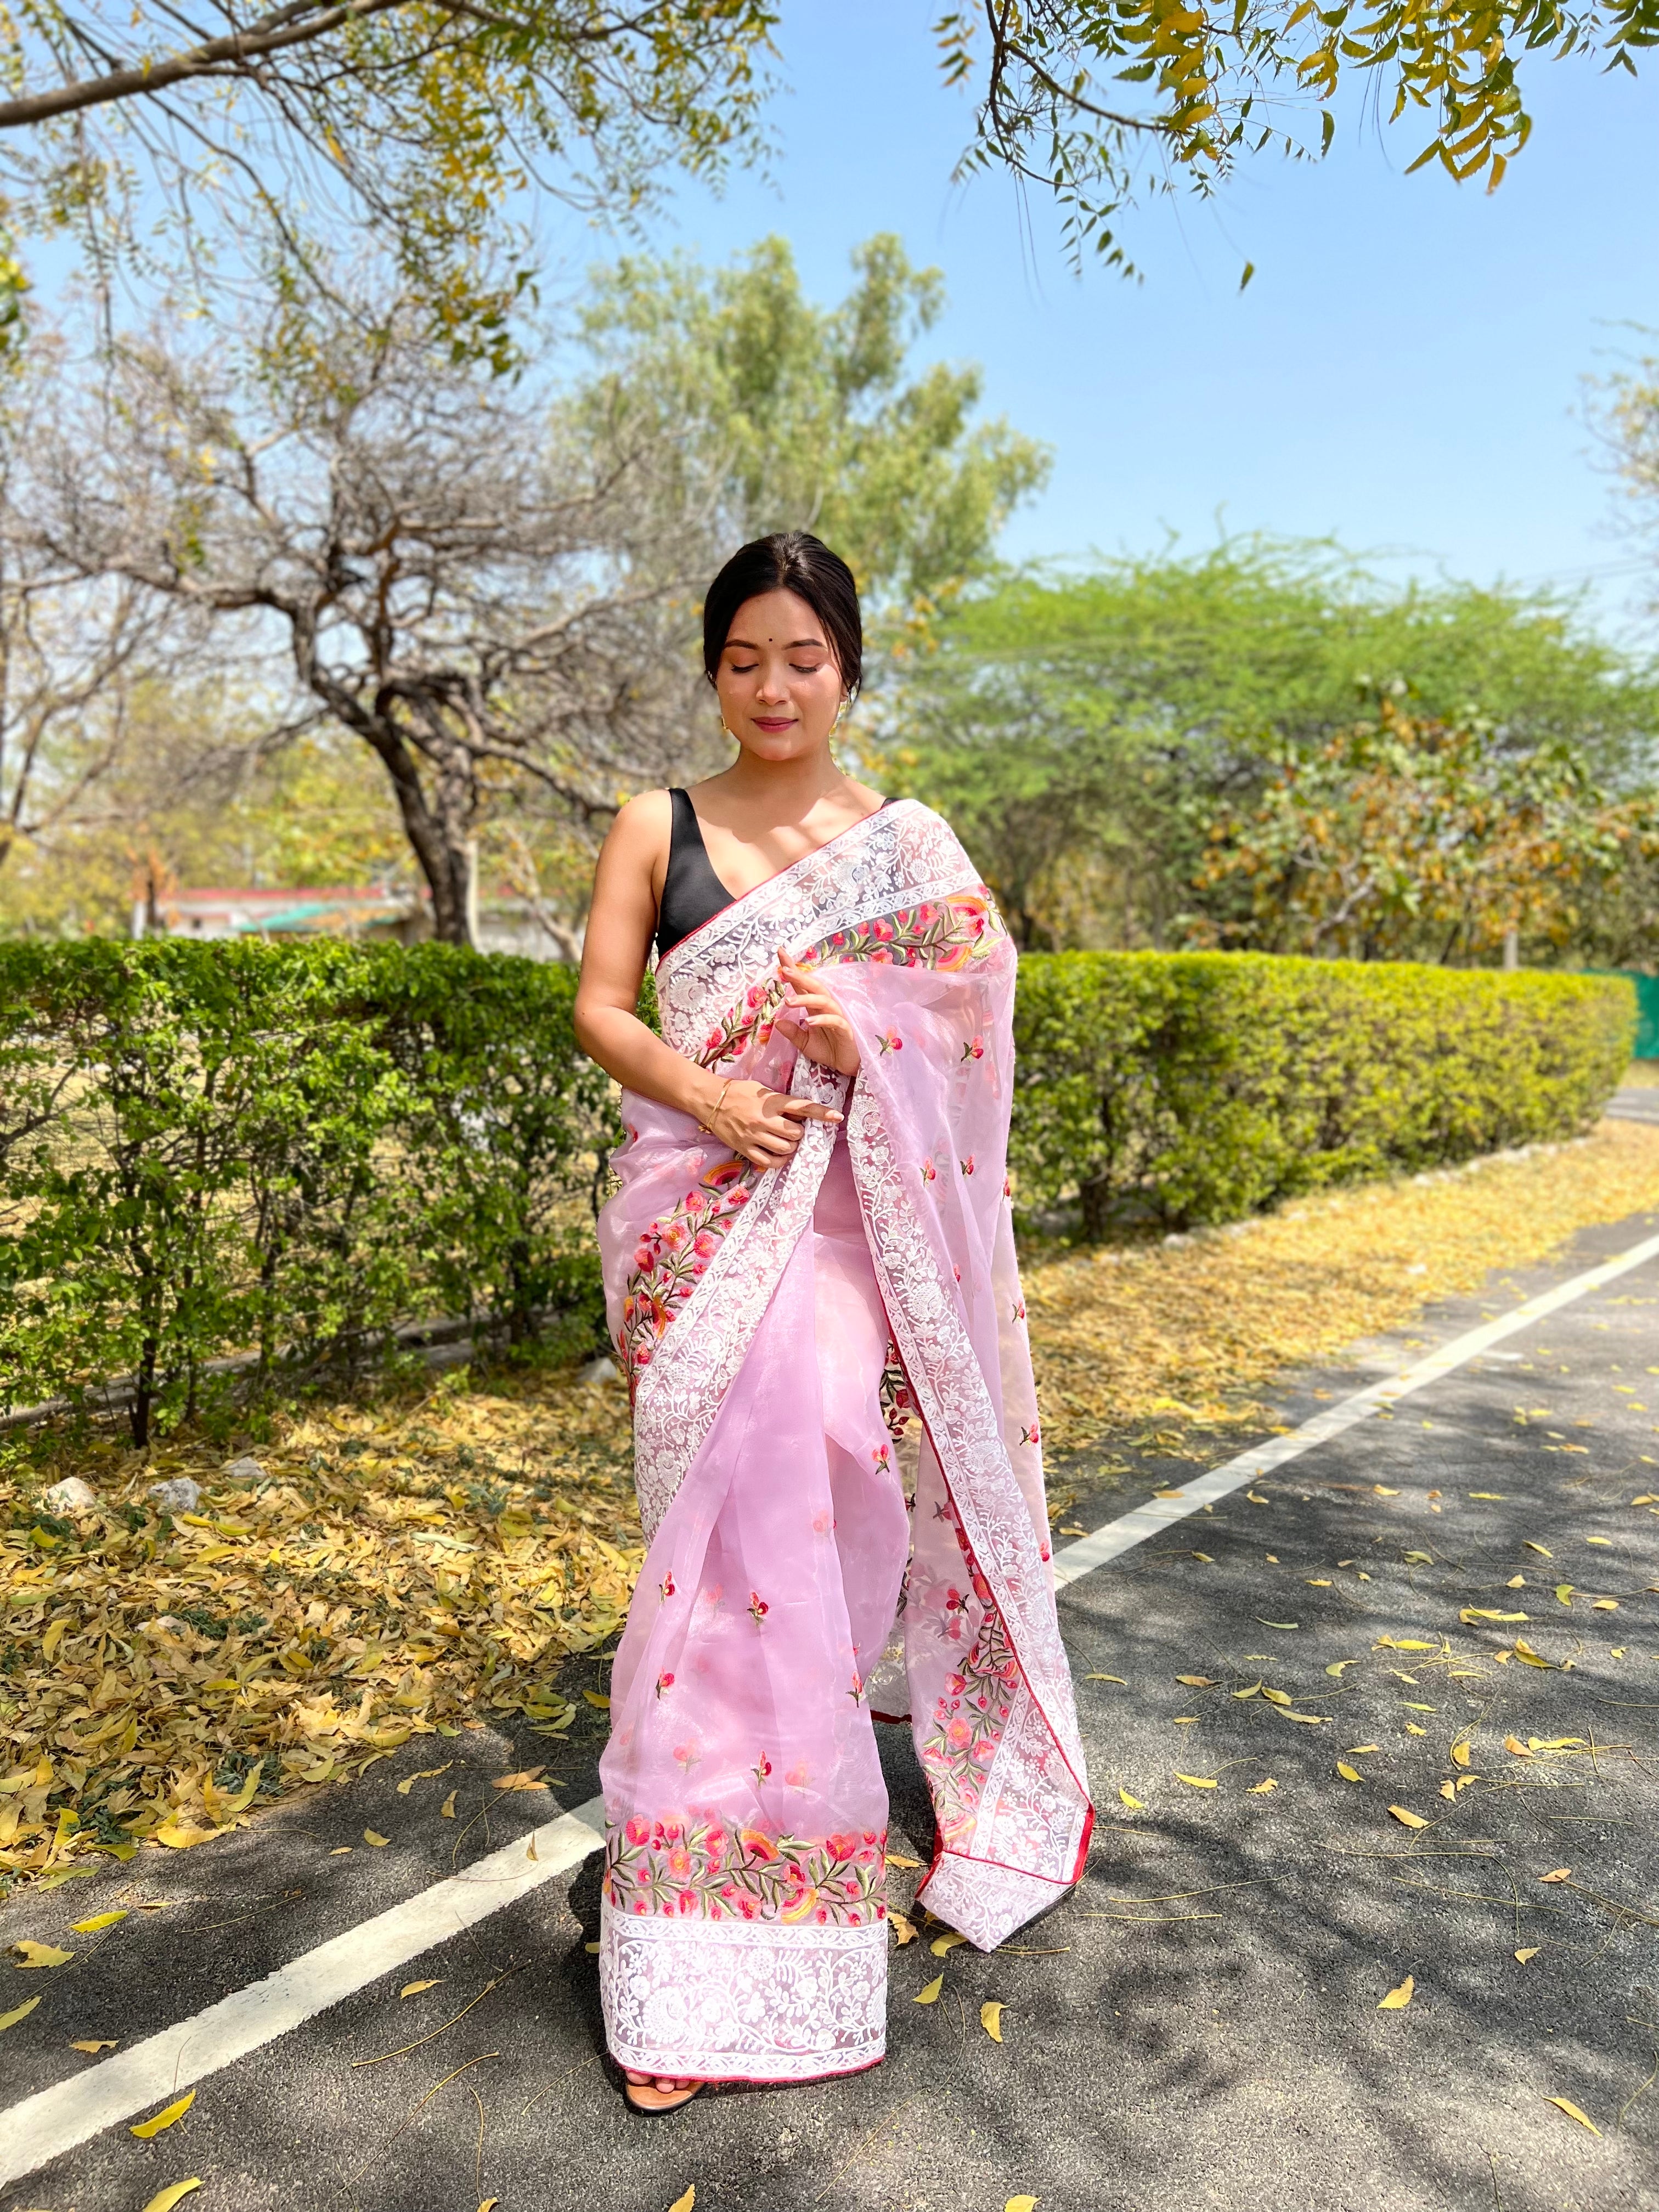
0, 941, 614, 1443
1010, 951, 1634, 1236
883, 541, 1659, 951
571, 234, 1051, 614
1195, 698, 1659, 963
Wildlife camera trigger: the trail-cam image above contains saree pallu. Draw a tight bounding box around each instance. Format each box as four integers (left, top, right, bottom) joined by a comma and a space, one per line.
595, 798, 1093, 2085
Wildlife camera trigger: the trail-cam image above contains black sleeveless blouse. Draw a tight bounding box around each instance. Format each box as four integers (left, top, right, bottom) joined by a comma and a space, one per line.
654, 787, 893, 960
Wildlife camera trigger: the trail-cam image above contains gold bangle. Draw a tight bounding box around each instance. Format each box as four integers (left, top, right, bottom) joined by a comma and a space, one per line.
703, 1077, 735, 1136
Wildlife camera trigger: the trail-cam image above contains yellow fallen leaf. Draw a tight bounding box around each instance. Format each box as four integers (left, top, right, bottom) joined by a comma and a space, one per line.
1248, 1778, 1277, 1793
1262, 1688, 1291, 1707
1515, 1948, 1539, 1963
131, 2090, 196, 2138
667, 2191, 695, 2212
1085, 1673, 1127, 1684
889, 1912, 917, 1946
1245, 1491, 1268, 1504
1191, 1551, 1214, 1562
584, 1941, 600, 1954
1584, 1536, 1612, 1547
1305, 1578, 1331, 1586
480, 2200, 499, 2212
1336, 1763, 1362, 1782
71, 2036, 118, 2051
1438, 1781, 1456, 1801
1505, 1737, 1533, 1757
1255, 1620, 1299, 1630
1176, 1675, 1215, 1687
400, 1979, 441, 1997
1470, 1492, 1505, 1500
11, 1942, 72, 1968
1234, 1682, 1262, 1699
1544, 2096, 1600, 2136
330, 1846, 352, 1855
981, 2000, 1005, 2041
364, 1830, 390, 1847
1388, 1805, 1429, 1829
154, 1821, 223, 1850
1347, 1744, 1380, 1754
1175, 1774, 1218, 1788
396, 1764, 453, 1796
1592, 1598, 1619, 1611
0, 1995, 42, 2031
1378, 1974, 1414, 2010
440, 1790, 459, 1819
1374, 1486, 1401, 1496
1325, 1660, 1357, 1677
1450, 1741, 1472, 1768
1153, 1488, 1185, 1498
1406, 1724, 1427, 1737
1538, 1867, 1572, 1884
583, 1690, 611, 1709
72, 1910, 129, 1931
885, 1852, 922, 1869
139, 2182, 203, 2212
492, 1769, 549, 1791
1506, 1575, 1526, 1588
930, 1931, 967, 1957
1460, 1609, 1527, 1623
42, 1614, 68, 1662
1525, 1541, 1553, 1557
914, 1974, 944, 2004
1118, 1787, 1144, 1809
1006, 2199, 1039, 2212
1513, 1639, 1551, 1668
1555, 1584, 1575, 1605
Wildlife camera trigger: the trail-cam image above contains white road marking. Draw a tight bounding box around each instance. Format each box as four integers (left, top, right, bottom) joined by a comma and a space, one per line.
5, 1224, 1657, 2187
0, 1802, 607, 2190
1050, 1224, 1659, 1585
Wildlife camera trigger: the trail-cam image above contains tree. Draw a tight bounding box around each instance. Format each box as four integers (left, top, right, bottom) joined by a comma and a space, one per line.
1190, 696, 1659, 964
23, 239, 1044, 944
572, 234, 1049, 618
881, 539, 1659, 950
0, 2, 780, 360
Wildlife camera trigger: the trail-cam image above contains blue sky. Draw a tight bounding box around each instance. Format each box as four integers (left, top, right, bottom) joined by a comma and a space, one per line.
548, 2, 1659, 639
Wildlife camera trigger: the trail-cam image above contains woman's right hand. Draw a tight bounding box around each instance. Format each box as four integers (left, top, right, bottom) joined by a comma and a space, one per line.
709, 1078, 842, 1170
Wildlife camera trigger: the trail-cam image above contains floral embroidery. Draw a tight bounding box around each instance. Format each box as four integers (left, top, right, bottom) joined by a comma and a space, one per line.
1011, 1299, 1026, 1322
921, 1158, 937, 1183
879, 1340, 916, 1440
656, 1671, 675, 1697
961, 1034, 985, 1062
604, 1818, 889, 1926
878, 1028, 904, 1054
960, 1155, 975, 1177
658, 1571, 676, 1602
695, 891, 1006, 1069
748, 1590, 770, 1626
921, 1532, 1020, 1847
1019, 1420, 1041, 1446
619, 1154, 759, 1395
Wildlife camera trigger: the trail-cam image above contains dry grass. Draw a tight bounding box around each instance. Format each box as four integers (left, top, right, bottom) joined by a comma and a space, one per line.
7, 1107, 1659, 1896
1, 1363, 640, 1892
1025, 1118, 1659, 1463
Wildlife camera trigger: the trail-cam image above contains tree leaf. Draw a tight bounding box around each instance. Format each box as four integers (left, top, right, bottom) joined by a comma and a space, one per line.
1387, 1805, 1428, 1829
1006, 2199, 1039, 2212
884, 1853, 922, 1869
980, 2000, 1005, 2041
0, 1995, 42, 2032
1514, 1948, 1539, 1963
1336, 1762, 1362, 1782
131, 2090, 196, 2138
583, 1690, 611, 1709
364, 1830, 390, 1847
1450, 1740, 1472, 1768
930, 1931, 967, 1957
1524, 1541, 1553, 1556
1544, 2096, 1600, 2135
1085, 1672, 1127, 1683
1248, 1778, 1277, 1793
1378, 1974, 1414, 2010
913, 1974, 944, 2004
71, 2036, 119, 2051
11, 1941, 72, 1967
889, 1912, 917, 1946
400, 1979, 441, 1997
71, 1909, 129, 1931
440, 1790, 459, 1819
1325, 1660, 1357, 1676
668, 2190, 696, 2212
1538, 1867, 1572, 1884
140, 2183, 203, 2212
1175, 1774, 1218, 1788
1118, 1786, 1144, 1809
1176, 1675, 1215, 1687
491, 1769, 549, 1791
396, 1764, 453, 1796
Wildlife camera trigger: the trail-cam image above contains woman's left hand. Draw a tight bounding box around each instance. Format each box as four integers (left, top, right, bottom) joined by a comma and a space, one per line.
776, 948, 861, 1079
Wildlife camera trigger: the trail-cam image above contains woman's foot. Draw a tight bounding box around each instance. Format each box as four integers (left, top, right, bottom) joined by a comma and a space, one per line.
623, 2068, 703, 2114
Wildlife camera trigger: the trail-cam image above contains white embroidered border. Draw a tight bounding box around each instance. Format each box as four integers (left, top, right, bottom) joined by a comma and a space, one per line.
654, 800, 981, 1059
629, 1056, 845, 1538
845, 1073, 1091, 1944
598, 1900, 888, 2082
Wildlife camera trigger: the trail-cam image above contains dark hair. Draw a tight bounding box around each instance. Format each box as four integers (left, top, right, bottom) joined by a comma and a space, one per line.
702, 532, 863, 699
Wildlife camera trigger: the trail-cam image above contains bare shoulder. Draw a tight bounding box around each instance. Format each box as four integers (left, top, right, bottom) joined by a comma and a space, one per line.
848, 777, 888, 815
603, 788, 673, 863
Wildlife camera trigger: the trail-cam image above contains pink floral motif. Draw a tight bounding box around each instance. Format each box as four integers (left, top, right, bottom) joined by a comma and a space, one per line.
604, 1820, 888, 1926
1011, 1299, 1026, 1322
693, 890, 1005, 1069
753, 1752, 773, 1783
658, 1570, 675, 1602
960, 1154, 975, 1177
922, 1158, 937, 1183
871, 1441, 891, 1471
619, 1155, 758, 1395
878, 1028, 904, 1054
748, 1590, 770, 1626
656, 1671, 675, 1697
879, 1340, 916, 1440
1019, 1420, 1041, 1447
961, 1034, 985, 1062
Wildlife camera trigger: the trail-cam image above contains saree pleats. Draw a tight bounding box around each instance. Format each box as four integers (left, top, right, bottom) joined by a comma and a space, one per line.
596, 800, 1092, 2084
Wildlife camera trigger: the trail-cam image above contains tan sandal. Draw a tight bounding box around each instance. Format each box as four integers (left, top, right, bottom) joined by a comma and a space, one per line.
622, 2072, 704, 2117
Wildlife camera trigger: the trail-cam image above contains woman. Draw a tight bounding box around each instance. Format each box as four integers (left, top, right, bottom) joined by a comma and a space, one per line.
573, 532, 1092, 2115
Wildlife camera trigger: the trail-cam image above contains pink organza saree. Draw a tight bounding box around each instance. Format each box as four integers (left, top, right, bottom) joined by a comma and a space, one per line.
595, 798, 1092, 2085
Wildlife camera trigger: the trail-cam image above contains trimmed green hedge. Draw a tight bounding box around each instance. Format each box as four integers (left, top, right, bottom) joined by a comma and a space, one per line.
1010, 951, 1635, 1235
0, 942, 1634, 1442
0, 941, 614, 1442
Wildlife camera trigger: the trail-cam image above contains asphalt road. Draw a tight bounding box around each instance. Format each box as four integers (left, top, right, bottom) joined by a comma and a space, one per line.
4, 1200, 1659, 2212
